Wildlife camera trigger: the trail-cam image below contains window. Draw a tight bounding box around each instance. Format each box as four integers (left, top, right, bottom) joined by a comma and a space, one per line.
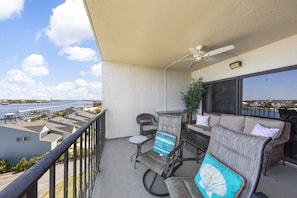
16, 137, 24, 142
242, 67, 297, 118
203, 78, 239, 114
16, 136, 30, 142
24, 137, 30, 141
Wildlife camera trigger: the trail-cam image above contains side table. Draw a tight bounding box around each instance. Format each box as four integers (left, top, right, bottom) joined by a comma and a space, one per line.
129, 135, 148, 169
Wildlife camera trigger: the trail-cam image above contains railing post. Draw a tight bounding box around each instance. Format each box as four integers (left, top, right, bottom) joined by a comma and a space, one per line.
49, 164, 55, 198
64, 150, 69, 198
26, 182, 38, 198
73, 142, 77, 198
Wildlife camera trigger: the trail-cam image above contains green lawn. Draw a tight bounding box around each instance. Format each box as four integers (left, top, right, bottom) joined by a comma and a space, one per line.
40, 175, 84, 198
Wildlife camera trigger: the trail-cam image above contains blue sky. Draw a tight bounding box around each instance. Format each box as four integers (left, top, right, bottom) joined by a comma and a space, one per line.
243, 69, 297, 100
0, 0, 101, 100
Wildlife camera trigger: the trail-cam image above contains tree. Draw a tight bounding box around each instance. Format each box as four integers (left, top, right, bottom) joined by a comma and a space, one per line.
181, 78, 205, 123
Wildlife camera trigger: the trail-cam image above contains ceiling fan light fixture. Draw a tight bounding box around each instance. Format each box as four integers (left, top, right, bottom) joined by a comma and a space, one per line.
229, 61, 242, 69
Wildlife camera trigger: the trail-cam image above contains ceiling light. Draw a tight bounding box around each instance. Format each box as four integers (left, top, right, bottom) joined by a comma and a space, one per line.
230, 61, 242, 69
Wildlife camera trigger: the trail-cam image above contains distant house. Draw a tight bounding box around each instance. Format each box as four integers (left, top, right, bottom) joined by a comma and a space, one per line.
0, 108, 96, 165
0, 121, 62, 165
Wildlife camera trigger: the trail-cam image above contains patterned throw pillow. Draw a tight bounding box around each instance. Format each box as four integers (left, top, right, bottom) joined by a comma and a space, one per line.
153, 131, 177, 157
251, 123, 279, 139
194, 154, 245, 198
196, 114, 210, 127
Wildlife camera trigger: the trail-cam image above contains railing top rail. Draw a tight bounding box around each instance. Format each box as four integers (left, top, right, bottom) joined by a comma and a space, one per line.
0, 110, 106, 198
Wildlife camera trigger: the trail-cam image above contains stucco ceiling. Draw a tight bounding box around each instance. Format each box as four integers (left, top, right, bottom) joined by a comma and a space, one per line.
83, 0, 297, 71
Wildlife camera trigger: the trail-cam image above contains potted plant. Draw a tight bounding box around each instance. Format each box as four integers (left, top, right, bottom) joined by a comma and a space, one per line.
181, 77, 205, 124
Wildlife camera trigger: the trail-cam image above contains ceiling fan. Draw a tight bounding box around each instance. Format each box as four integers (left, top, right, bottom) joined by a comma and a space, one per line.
173, 45, 235, 68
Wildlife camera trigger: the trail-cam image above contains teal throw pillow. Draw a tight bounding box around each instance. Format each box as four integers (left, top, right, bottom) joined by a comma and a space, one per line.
194, 154, 245, 198
153, 131, 176, 157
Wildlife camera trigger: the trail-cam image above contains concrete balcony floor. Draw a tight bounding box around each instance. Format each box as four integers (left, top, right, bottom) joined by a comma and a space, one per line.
92, 137, 297, 198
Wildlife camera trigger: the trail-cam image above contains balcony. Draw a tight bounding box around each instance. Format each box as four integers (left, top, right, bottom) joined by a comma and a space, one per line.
1, 110, 297, 197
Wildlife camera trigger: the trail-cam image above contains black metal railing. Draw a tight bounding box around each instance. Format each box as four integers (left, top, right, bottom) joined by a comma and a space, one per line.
0, 110, 106, 198
241, 107, 280, 119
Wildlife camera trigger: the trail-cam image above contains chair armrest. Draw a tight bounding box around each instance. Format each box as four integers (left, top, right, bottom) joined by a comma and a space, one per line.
268, 122, 291, 147
267, 137, 288, 147
167, 142, 183, 158
267, 121, 291, 147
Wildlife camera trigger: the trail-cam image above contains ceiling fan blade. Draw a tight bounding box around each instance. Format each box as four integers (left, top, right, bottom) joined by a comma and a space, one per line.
188, 60, 198, 68
203, 56, 220, 63
205, 45, 235, 57
188, 47, 199, 56
174, 57, 196, 64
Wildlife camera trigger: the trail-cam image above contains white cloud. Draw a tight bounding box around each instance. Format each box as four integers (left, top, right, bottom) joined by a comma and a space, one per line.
91, 63, 102, 76
0, 0, 24, 21
58, 46, 97, 61
6, 69, 35, 84
22, 54, 49, 77
45, 0, 94, 46
0, 77, 102, 100
80, 62, 102, 76
54, 82, 76, 91
76, 78, 88, 87
47, 80, 101, 100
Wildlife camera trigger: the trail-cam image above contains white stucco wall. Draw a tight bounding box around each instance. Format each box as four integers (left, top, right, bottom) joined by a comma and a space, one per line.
193, 34, 297, 82
102, 62, 191, 138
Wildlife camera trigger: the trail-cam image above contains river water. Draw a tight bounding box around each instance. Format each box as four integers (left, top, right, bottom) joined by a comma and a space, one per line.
0, 100, 93, 124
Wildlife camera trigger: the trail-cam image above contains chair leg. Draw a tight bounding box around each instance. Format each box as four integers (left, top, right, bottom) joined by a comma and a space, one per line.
142, 169, 169, 197
262, 168, 267, 176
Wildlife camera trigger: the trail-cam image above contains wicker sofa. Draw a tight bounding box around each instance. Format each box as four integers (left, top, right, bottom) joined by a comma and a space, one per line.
188, 112, 291, 175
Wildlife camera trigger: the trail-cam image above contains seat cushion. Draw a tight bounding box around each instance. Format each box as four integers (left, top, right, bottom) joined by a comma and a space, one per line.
204, 112, 221, 127
194, 154, 245, 198
219, 114, 245, 132
140, 119, 152, 124
137, 150, 167, 175
165, 177, 202, 198
142, 124, 158, 131
153, 131, 177, 157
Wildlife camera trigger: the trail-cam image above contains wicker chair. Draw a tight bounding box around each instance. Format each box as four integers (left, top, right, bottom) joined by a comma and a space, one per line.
165, 125, 270, 198
137, 115, 183, 196
136, 113, 158, 136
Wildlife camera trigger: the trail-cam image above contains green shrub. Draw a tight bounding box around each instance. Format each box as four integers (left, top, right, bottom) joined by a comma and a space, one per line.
11, 153, 47, 172
0, 159, 10, 174
12, 157, 30, 172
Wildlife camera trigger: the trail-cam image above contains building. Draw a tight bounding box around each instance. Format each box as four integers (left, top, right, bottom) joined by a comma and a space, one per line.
0, 121, 62, 165
0, 108, 96, 165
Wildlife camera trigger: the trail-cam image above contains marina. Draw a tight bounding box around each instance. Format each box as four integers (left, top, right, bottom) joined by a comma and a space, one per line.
0, 100, 93, 124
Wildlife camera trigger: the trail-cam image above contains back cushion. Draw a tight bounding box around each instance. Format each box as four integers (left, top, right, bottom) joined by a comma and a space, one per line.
243, 116, 284, 138
204, 112, 221, 127
153, 131, 177, 157
219, 114, 245, 132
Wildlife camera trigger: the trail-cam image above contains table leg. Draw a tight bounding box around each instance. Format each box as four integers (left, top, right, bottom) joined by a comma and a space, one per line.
130, 149, 138, 161
134, 144, 142, 169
